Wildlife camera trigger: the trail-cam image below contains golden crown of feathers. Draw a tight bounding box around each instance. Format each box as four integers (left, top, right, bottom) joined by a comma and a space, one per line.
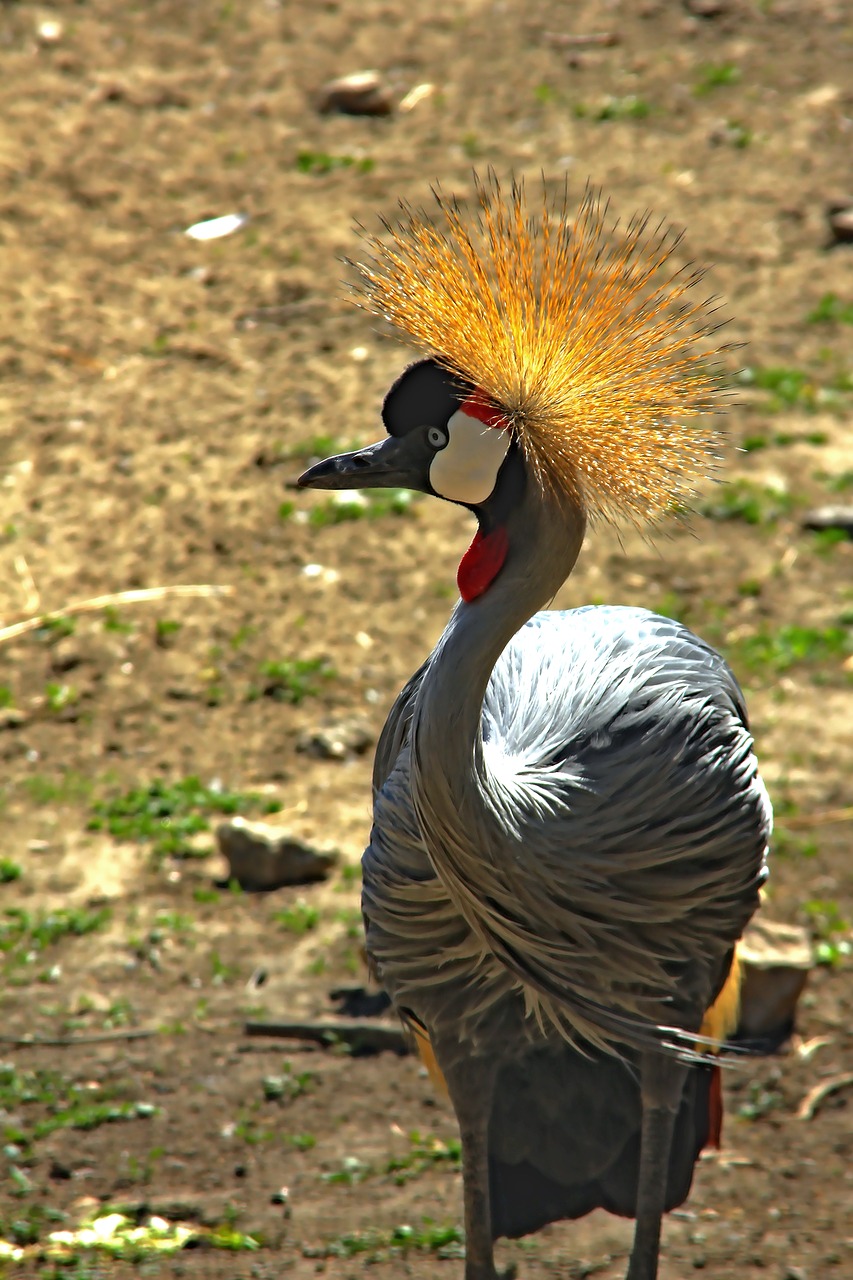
349, 173, 730, 523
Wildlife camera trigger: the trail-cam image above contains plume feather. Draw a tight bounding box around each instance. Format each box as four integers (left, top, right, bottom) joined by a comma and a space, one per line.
350, 173, 730, 522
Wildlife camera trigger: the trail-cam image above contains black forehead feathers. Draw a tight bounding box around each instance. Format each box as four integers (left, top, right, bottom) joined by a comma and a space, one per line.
381, 358, 471, 437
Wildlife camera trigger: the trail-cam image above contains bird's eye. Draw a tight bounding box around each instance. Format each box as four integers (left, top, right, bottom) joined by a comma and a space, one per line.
427, 426, 448, 450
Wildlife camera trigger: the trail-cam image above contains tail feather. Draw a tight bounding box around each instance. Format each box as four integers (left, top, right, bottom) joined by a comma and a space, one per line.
487, 1045, 715, 1240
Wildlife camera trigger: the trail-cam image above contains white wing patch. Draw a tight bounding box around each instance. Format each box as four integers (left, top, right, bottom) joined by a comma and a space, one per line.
429, 409, 511, 504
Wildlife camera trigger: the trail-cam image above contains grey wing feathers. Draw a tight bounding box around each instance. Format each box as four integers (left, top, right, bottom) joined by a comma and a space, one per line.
366, 604, 770, 1053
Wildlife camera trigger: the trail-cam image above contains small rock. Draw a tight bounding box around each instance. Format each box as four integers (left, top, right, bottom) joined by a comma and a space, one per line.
297, 719, 374, 761
0, 708, 25, 730
316, 70, 394, 116
827, 201, 853, 244
737, 917, 813, 1049
217, 817, 338, 890
801, 505, 853, 537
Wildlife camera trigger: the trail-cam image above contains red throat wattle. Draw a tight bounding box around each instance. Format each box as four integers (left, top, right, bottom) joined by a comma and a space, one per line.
457, 526, 509, 602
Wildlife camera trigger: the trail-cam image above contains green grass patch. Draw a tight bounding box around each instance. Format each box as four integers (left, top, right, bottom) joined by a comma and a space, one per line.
575, 94, 651, 121
307, 488, 418, 527
252, 656, 336, 705
806, 293, 853, 325
87, 777, 280, 861
273, 900, 320, 935
0, 859, 22, 883
296, 150, 374, 175
694, 61, 740, 94
0, 907, 111, 975
737, 364, 853, 413
700, 479, 795, 525
727, 623, 851, 675
308, 1220, 464, 1261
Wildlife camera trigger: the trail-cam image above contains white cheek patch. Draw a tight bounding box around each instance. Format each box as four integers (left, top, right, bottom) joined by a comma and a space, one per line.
429, 409, 511, 504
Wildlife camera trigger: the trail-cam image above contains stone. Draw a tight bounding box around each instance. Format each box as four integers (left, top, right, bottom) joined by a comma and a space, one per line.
737, 916, 813, 1048
216, 817, 338, 890
316, 70, 394, 116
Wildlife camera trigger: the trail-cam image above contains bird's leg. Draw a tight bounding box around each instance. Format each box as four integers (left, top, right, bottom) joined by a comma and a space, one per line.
437, 1049, 499, 1280
626, 1049, 689, 1280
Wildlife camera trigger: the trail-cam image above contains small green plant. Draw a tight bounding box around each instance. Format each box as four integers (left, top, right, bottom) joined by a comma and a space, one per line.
694, 61, 740, 95
262, 1062, 315, 1102
273, 899, 320, 935
255, 657, 335, 704
88, 777, 280, 861
803, 899, 851, 967
322, 1155, 372, 1185
44, 682, 77, 713
296, 150, 374, 175
288, 1132, 317, 1151
37, 614, 76, 641
0, 858, 22, 883
102, 606, 134, 635
154, 618, 182, 645
737, 1077, 784, 1121
0, 685, 14, 708
806, 293, 853, 325
385, 1130, 462, 1184
594, 94, 650, 120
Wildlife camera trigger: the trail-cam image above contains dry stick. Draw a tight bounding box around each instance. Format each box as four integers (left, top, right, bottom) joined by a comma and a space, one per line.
0, 1029, 158, 1047
797, 1072, 853, 1120
783, 806, 853, 829
0, 584, 234, 646
245, 1018, 409, 1055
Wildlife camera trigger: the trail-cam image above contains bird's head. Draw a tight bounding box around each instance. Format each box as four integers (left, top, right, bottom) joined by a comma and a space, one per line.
298, 356, 523, 600
298, 174, 729, 601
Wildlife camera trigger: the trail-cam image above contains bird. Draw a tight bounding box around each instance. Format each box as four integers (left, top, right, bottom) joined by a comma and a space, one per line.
297, 176, 771, 1280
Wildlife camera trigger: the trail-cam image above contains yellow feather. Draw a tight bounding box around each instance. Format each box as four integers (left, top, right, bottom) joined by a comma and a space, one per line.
350, 173, 730, 523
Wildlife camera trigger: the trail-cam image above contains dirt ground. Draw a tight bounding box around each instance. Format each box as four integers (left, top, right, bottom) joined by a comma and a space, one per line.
0, 1, 852, 1277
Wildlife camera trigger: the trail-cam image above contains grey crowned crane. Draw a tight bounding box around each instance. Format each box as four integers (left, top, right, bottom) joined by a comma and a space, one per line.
298, 177, 770, 1280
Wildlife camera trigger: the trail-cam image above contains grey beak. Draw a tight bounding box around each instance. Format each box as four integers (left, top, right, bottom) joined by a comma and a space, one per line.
296, 435, 411, 491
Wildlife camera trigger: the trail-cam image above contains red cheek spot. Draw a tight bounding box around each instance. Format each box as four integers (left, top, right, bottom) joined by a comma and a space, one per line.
460, 394, 508, 431
457, 526, 509, 602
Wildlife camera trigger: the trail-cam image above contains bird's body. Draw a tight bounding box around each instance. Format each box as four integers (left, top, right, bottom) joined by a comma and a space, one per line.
363, 601, 769, 1241
298, 178, 771, 1279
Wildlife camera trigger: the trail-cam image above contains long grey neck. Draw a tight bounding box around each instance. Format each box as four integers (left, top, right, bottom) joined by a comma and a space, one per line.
409, 482, 586, 922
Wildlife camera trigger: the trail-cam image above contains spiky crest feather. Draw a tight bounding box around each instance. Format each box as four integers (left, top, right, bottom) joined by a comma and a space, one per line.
350, 174, 729, 523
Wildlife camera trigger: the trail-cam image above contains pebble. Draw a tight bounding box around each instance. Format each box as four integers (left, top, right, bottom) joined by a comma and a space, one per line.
802, 506, 853, 536
297, 718, 374, 761
827, 200, 853, 244
316, 70, 394, 116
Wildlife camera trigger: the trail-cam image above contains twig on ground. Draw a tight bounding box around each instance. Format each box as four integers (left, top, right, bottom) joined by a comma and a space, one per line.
244, 1017, 409, 1055
796, 1072, 853, 1120
0, 1029, 158, 1047
13, 554, 40, 615
0, 584, 234, 646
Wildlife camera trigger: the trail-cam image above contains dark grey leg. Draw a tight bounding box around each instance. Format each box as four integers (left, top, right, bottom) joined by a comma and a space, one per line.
626, 1050, 689, 1280
438, 1050, 499, 1280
